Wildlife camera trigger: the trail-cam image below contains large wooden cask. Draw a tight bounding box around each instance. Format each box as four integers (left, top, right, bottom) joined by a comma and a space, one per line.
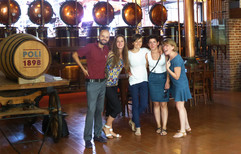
0, 33, 51, 80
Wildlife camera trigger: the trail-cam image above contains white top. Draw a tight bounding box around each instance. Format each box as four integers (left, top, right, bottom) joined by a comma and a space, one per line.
128, 48, 150, 86
147, 52, 167, 73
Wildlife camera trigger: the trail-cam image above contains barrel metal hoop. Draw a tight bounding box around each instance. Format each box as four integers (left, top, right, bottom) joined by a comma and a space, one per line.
0, 34, 27, 79
55, 37, 79, 39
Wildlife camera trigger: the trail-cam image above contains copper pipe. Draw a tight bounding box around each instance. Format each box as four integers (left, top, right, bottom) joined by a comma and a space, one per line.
40, 0, 45, 26
219, 0, 222, 20
213, 0, 216, 19
75, 0, 78, 25
184, 0, 195, 57
7, 0, 12, 26
161, 0, 163, 26
217, 0, 218, 19
135, 0, 137, 27
206, 0, 212, 23
196, 0, 199, 38
202, 0, 204, 23
177, 0, 181, 55
107, 0, 109, 25
211, 0, 214, 19
200, 0, 205, 51
217, 0, 219, 19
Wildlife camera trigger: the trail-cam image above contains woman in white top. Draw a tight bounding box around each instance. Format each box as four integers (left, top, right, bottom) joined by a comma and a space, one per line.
128, 34, 150, 136
146, 35, 170, 135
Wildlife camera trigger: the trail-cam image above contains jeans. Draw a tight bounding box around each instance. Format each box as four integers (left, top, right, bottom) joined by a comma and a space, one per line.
129, 81, 148, 128
84, 80, 106, 141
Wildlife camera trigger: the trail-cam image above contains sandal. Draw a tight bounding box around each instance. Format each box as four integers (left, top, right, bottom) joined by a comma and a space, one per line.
178, 128, 192, 133
173, 132, 187, 138
129, 119, 136, 132
102, 125, 113, 139
186, 128, 192, 133
156, 127, 161, 134
160, 129, 167, 136
135, 128, 141, 136
109, 128, 122, 138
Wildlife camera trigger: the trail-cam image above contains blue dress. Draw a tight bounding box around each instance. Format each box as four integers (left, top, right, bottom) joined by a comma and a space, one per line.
169, 54, 192, 102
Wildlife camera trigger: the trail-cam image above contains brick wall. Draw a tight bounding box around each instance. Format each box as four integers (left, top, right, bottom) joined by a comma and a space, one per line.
215, 0, 241, 90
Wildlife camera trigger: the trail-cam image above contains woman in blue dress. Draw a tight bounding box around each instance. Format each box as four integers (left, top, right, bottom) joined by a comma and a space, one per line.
162, 38, 191, 138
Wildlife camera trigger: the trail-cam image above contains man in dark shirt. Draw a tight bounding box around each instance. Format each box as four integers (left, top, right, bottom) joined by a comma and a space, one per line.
72, 29, 110, 149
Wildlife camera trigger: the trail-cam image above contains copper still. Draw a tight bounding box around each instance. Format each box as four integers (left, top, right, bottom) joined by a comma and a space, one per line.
92, 1, 114, 25
59, 1, 84, 26
122, 3, 142, 26
149, 4, 167, 26
28, 0, 53, 25
0, 0, 21, 25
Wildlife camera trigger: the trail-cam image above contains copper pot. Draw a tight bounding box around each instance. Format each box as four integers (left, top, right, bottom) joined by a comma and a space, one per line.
93, 2, 114, 26
60, 1, 84, 26
0, 0, 21, 25
149, 4, 167, 26
122, 3, 142, 26
28, 0, 53, 25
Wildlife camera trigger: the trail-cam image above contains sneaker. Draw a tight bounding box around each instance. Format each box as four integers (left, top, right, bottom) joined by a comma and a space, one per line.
93, 136, 107, 143
85, 140, 92, 149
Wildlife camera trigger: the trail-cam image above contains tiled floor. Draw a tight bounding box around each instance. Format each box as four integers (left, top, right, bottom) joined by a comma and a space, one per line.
0, 91, 241, 154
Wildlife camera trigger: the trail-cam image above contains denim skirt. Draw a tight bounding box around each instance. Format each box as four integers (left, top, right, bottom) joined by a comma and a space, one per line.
148, 72, 169, 102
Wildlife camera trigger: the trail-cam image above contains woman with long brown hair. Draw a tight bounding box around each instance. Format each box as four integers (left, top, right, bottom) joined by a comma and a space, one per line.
103, 34, 129, 138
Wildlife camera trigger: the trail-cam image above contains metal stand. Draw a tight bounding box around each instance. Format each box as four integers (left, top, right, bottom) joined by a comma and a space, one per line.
0, 87, 63, 153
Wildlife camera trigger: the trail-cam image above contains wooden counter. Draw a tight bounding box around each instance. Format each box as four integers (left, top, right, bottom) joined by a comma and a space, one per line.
0, 71, 69, 91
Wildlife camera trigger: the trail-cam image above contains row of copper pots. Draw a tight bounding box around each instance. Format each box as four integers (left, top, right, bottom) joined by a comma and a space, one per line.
0, 0, 167, 27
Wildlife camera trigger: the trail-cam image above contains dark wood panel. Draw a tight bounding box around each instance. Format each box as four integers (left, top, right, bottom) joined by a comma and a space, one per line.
230, 8, 241, 18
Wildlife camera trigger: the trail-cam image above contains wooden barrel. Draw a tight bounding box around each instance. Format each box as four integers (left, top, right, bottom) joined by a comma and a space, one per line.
0, 27, 17, 42
55, 27, 79, 47
25, 27, 48, 45
0, 33, 51, 80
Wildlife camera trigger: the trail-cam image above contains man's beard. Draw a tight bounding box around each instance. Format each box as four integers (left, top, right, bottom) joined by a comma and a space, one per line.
99, 39, 108, 45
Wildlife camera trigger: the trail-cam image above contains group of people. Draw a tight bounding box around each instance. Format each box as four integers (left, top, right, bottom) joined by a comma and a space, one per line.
72, 29, 192, 149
